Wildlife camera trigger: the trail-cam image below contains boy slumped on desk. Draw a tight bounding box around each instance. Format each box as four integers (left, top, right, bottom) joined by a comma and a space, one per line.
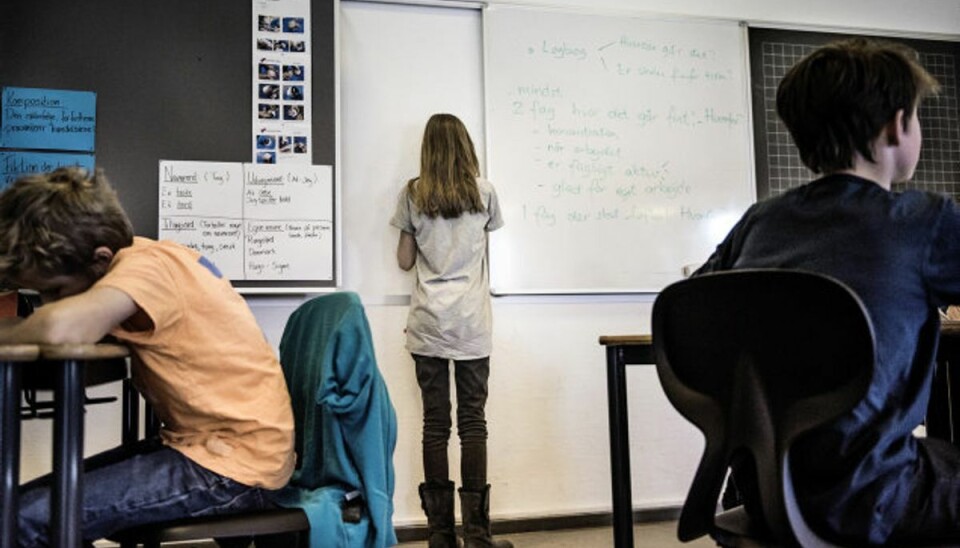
693, 40, 960, 544
0, 167, 295, 546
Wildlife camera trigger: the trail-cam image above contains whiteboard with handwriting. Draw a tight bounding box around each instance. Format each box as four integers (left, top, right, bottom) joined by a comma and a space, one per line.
485, 6, 755, 293
158, 160, 333, 284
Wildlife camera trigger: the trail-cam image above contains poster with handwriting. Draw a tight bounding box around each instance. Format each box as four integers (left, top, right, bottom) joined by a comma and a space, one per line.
0, 151, 94, 190
158, 160, 333, 282
485, 6, 755, 293
0, 87, 96, 151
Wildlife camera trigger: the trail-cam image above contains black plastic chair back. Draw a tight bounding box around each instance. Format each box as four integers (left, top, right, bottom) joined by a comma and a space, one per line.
652, 269, 874, 547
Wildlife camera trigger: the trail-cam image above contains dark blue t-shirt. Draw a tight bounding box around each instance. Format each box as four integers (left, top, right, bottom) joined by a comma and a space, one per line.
696, 173, 960, 544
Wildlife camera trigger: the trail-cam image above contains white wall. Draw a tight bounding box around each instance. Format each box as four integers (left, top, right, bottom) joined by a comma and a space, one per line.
18, 0, 960, 532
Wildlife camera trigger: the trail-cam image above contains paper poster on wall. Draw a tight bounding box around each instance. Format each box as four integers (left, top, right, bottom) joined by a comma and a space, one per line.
0, 87, 96, 151
252, 0, 311, 165
158, 160, 333, 282
0, 151, 94, 190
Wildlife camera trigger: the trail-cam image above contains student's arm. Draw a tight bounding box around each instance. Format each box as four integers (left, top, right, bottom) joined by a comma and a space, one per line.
397, 231, 417, 271
0, 286, 137, 345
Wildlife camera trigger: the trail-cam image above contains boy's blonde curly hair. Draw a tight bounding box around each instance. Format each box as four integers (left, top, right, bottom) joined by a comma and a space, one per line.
0, 167, 134, 284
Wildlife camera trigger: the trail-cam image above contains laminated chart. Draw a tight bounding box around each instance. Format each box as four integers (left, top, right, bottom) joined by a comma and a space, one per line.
158, 160, 333, 282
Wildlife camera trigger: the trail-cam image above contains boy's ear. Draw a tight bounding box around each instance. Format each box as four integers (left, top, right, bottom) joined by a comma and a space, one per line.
883, 109, 906, 146
90, 246, 115, 277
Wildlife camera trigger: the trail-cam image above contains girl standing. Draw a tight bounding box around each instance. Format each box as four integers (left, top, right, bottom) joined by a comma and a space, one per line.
390, 114, 511, 548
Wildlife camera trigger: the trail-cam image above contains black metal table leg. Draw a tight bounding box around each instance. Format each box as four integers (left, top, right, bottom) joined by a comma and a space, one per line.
1, 360, 22, 548
606, 346, 634, 548
122, 378, 139, 447
53, 358, 84, 548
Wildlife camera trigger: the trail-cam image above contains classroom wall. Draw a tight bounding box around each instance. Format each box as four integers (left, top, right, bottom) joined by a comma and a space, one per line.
331, 0, 960, 526
17, 0, 960, 531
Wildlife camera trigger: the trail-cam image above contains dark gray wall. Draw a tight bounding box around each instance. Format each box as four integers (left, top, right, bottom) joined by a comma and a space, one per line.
0, 0, 337, 289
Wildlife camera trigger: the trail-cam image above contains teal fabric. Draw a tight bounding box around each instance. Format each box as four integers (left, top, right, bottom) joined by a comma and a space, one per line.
270, 292, 398, 548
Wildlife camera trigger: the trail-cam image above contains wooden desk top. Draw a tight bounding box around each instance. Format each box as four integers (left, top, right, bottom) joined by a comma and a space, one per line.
39, 343, 130, 361
600, 320, 960, 347
13, 343, 131, 389
941, 320, 960, 338
0, 344, 40, 362
598, 334, 652, 346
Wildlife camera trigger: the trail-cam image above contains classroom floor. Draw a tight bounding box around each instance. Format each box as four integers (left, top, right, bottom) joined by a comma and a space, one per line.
94, 521, 717, 547
396, 521, 718, 547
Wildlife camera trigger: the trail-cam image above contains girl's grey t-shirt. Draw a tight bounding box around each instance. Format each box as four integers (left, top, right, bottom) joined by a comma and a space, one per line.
390, 177, 504, 360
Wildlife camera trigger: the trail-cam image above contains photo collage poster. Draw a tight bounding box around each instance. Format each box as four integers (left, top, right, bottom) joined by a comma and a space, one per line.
252, 0, 311, 165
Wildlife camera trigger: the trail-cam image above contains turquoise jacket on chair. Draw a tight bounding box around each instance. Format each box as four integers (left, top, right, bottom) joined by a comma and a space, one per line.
271, 292, 398, 548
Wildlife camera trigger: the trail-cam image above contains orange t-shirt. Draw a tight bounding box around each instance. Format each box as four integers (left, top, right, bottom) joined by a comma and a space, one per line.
96, 237, 295, 489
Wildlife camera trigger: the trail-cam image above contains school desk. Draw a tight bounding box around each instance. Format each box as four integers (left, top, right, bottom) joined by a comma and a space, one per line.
597, 335, 652, 548
0, 342, 129, 548
599, 321, 960, 548
927, 320, 960, 443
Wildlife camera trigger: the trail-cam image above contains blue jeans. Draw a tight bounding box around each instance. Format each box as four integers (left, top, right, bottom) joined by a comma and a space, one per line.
414, 354, 489, 489
17, 437, 271, 547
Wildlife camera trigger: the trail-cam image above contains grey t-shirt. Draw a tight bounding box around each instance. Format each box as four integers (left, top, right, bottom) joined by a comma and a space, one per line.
390, 177, 504, 359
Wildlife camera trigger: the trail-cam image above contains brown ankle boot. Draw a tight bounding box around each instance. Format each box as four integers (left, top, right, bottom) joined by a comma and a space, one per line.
420, 481, 459, 548
459, 485, 513, 548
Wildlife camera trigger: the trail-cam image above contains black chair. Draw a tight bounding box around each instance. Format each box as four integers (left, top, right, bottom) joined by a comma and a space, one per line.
652, 269, 874, 547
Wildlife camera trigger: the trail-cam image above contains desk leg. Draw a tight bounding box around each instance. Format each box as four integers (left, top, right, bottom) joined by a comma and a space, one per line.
122, 379, 139, 446
606, 346, 634, 548
53, 359, 84, 548
1, 360, 21, 548
928, 356, 952, 442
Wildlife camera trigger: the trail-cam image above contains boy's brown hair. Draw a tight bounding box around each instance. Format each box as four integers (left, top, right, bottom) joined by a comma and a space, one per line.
0, 167, 134, 282
407, 113, 485, 219
776, 38, 940, 174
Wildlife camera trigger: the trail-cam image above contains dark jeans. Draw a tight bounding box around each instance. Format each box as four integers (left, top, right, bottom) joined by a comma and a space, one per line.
726, 437, 960, 545
888, 437, 960, 545
414, 354, 490, 489
16, 437, 271, 547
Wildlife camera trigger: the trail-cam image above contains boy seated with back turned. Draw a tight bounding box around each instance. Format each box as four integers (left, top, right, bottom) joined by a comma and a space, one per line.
0, 167, 295, 546
694, 39, 960, 545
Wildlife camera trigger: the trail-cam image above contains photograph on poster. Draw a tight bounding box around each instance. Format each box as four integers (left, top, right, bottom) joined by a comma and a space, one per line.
282, 64, 304, 81
258, 15, 280, 32
259, 84, 280, 100
283, 17, 304, 33
283, 105, 303, 121
257, 135, 276, 149
283, 85, 303, 101
258, 104, 279, 119
258, 62, 279, 80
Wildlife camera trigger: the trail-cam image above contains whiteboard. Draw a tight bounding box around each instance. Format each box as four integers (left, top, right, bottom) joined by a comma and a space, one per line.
485, 6, 755, 294
340, 1, 484, 298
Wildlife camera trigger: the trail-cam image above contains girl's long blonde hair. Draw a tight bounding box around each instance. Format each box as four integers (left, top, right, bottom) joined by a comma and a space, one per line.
407, 113, 485, 219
